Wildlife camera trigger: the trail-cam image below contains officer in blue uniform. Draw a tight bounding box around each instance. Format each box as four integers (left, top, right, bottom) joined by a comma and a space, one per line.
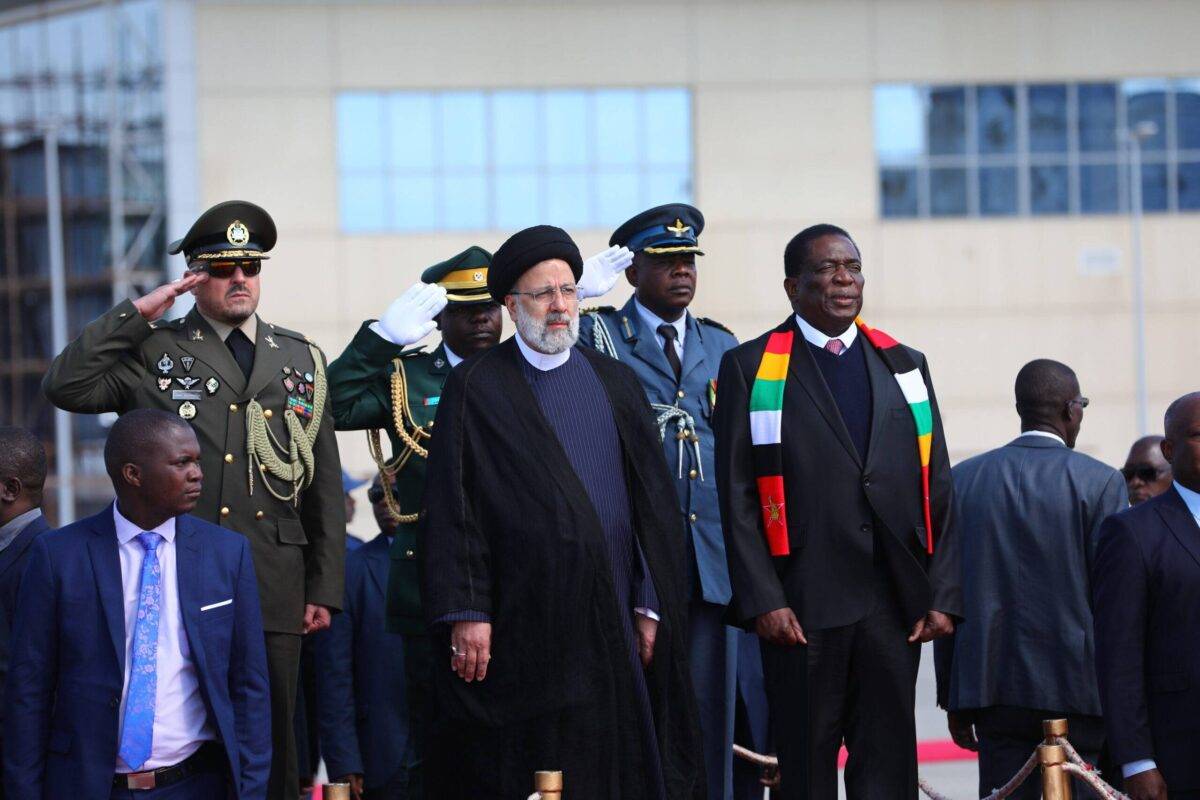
578, 203, 769, 800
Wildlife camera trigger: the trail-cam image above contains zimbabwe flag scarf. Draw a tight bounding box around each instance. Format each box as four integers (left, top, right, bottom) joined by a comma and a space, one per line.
749, 317, 935, 557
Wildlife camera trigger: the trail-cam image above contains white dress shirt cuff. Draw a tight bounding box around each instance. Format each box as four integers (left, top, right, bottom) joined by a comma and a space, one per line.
1122, 759, 1157, 779
634, 607, 660, 622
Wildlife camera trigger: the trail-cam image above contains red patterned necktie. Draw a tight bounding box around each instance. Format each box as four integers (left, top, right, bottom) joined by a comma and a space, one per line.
824, 338, 845, 356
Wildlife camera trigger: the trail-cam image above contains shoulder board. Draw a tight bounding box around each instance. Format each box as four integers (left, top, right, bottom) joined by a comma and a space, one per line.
697, 317, 735, 336
580, 305, 616, 316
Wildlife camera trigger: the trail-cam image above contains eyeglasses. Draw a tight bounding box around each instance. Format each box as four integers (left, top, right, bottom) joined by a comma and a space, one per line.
367, 485, 400, 504
508, 284, 578, 305
196, 261, 262, 279
1067, 396, 1090, 410
1122, 465, 1166, 483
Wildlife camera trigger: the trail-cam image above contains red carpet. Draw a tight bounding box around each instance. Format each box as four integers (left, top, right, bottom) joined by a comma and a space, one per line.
837, 738, 978, 767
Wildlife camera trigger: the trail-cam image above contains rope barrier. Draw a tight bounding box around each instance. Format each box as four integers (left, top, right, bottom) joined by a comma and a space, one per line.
1062, 762, 1130, 800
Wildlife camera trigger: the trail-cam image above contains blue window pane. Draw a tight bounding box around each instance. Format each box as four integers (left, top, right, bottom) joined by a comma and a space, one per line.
494, 172, 539, 229
979, 166, 1017, 215
930, 167, 967, 215
644, 88, 690, 166
1124, 81, 1168, 153
928, 87, 967, 156
1078, 83, 1118, 152
337, 93, 385, 170
1030, 165, 1069, 215
1028, 84, 1068, 154
389, 175, 436, 231
874, 85, 926, 161
387, 94, 434, 171
440, 174, 488, 230
545, 91, 589, 168
880, 168, 919, 217
493, 91, 539, 169
1080, 164, 1120, 213
643, 168, 691, 207
546, 172, 591, 228
1138, 162, 1168, 212
1179, 162, 1200, 210
977, 85, 1016, 155
1176, 81, 1200, 150
595, 89, 639, 166
439, 92, 486, 169
594, 169, 641, 226
340, 173, 387, 232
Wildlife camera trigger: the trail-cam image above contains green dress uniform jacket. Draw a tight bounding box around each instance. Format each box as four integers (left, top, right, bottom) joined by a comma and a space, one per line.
42, 298, 345, 634
326, 321, 448, 635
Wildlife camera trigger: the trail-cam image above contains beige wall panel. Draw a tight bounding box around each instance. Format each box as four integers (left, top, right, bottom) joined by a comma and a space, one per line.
196, 5, 333, 93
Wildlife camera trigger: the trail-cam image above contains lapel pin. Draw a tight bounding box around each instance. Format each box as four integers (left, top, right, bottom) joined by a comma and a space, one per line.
434, 357, 445, 368
265, 335, 279, 350
190, 329, 204, 342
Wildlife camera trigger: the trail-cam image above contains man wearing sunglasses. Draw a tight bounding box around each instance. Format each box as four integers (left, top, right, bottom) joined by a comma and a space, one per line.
1122, 436, 1174, 506
44, 200, 346, 800
934, 359, 1127, 799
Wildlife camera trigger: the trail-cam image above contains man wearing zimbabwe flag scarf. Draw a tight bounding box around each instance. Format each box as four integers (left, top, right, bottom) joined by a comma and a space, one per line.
714, 224, 961, 799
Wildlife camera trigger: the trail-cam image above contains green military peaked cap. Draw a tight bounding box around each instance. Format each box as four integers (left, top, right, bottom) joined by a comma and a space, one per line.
421, 246, 494, 304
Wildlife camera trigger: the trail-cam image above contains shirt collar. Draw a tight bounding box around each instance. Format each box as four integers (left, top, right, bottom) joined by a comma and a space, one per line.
515, 332, 572, 372
794, 314, 857, 351
1019, 430, 1066, 446
112, 502, 177, 544
0, 508, 42, 543
198, 310, 257, 344
1173, 481, 1200, 521
443, 343, 464, 368
633, 298, 687, 345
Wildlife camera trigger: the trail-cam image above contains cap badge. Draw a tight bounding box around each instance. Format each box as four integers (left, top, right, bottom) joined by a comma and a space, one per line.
667, 218, 691, 237
473, 271, 484, 282
226, 220, 250, 247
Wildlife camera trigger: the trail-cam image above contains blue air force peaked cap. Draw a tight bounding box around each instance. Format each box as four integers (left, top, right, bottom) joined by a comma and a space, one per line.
488, 225, 583, 302
168, 200, 276, 262
610, 203, 705, 256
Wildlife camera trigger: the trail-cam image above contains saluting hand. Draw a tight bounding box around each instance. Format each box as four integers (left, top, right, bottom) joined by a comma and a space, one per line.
132, 270, 209, 321
451, 621, 492, 683
908, 609, 955, 644
577, 245, 633, 300
756, 607, 807, 647
377, 282, 448, 346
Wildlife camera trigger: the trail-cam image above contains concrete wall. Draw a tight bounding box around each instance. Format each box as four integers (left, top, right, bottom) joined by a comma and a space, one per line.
192, 0, 1200, 492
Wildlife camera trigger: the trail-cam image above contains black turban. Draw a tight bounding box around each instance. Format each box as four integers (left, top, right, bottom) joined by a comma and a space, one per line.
488, 225, 583, 302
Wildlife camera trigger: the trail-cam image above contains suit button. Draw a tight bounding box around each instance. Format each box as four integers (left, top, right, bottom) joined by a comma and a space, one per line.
689, 513, 698, 523
255, 511, 264, 520
220, 506, 230, 517
428, 420, 435, 429
862, 475, 871, 487
229, 403, 238, 412
688, 469, 698, 479
677, 390, 685, 399
405, 549, 415, 559
264, 409, 273, 419
224, 453, 234, 464
860, 524, 871, 533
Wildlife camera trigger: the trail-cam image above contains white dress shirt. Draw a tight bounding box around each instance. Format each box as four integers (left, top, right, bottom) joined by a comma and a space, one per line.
794, 314, 858, 354
444, 343, 464, 368
1117, 483, 1200, 780
515, 331, 571, 371
198, 311, 257, 343
113, 504, 215, 772
634, 299, 687, 361
1018, 430, 1066, 446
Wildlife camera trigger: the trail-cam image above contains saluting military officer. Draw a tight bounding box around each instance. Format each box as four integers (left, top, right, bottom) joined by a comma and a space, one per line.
43, 200, 345, 800
578, 203, 768, 800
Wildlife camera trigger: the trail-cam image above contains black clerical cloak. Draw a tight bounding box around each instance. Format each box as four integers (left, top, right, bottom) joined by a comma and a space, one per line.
420, 338, 704, 799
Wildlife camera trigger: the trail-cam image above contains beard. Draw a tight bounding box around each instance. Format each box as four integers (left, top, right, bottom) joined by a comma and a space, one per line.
514, 302, 578, 354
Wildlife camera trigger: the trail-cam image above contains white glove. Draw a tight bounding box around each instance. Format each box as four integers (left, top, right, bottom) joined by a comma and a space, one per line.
374, 282, 448, 346
577, 245, 633, 300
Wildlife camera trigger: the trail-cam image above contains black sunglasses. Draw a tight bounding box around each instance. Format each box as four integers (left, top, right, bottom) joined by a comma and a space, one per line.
367, 485, 401, 504
196, 261, 262, 279
1122, 465, 1165, 483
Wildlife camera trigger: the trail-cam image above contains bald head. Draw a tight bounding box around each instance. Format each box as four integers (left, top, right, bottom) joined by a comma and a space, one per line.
104, 409, 203, 526
103, 409, 194, 482
1014, 359, 1084, 447
1162, 392, 1200, 493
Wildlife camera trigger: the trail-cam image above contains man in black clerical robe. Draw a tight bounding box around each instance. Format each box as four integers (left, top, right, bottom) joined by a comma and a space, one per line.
419, 225, 703, 800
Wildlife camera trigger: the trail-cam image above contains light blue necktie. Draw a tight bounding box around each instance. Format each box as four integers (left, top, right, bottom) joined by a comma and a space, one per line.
118, 531, 163, 771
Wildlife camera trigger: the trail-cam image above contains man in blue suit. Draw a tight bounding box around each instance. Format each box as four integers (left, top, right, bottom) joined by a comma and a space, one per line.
317, 474, 411, 799
579, 203, 769, 799
0, 426, 52, 800
1094, 392, 1200, 800
4, 409, 271, 799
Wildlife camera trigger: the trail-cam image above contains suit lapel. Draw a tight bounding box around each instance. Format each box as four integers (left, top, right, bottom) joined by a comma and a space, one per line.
87, 508, 127, 673
784, 318, 862, 468
861, 335, 896, 468
363, 537, 390, 599
242, 316, 290, 402
174, 517, 208, 674
1158, 488, 1200, 571
623, 297, 678, 384
172, 308, 246, 394
679, 312, 707, 383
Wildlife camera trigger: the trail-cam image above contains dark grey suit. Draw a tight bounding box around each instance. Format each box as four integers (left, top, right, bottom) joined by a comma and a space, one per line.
935, 434, 1127, 797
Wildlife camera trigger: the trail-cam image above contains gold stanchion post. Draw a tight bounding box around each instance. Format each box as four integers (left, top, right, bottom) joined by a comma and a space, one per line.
1039, 743, 1073, 800
322, 783, 351, 800
1043, 717, 1069, 743
534, 770, 563, 799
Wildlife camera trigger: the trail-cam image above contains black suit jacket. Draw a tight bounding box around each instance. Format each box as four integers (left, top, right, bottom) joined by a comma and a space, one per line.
0, 511, 50, 712
715, 317, 960, 631
1093, 486, 1200, 790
